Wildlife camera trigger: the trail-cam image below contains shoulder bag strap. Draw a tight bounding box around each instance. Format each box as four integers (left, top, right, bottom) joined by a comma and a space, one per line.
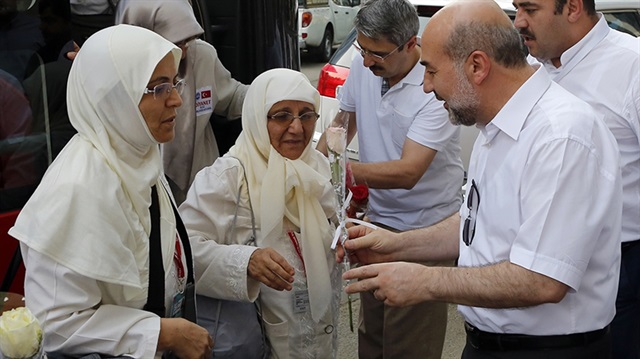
218, 157, 269, 355
228, 156, 257, 245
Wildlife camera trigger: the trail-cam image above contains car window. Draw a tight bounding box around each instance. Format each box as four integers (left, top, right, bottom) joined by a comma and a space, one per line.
603, 11, 640, 37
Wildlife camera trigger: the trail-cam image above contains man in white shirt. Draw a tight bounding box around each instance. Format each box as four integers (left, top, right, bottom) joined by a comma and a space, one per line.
512, 1, 640, 357
339, 1, 623, 358
317, 0, 464, 358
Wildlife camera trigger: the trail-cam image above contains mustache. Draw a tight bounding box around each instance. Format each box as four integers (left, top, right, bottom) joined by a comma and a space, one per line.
519, 29, 535, 39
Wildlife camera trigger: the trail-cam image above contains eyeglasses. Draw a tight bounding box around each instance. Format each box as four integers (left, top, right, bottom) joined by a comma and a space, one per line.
175, 36, 198, 48
267, 111, 320, 124
463, 179, 480, 246
143, 79, 185, 100
353, 41, 403, 62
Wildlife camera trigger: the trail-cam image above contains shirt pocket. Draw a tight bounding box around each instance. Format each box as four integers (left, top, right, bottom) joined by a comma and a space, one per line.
389, 109, 415, 148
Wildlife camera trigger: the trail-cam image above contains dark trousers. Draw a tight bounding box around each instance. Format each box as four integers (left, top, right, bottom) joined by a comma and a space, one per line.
612, 240, 640, 359
461, 330, 612, 359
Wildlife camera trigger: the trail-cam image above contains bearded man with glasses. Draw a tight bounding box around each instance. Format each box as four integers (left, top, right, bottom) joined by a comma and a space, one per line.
317, 0, 464, 358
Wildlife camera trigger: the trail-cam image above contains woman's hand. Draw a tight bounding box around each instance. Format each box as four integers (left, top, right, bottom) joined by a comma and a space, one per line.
248, 248, 295, 291
158, 318, 212, 359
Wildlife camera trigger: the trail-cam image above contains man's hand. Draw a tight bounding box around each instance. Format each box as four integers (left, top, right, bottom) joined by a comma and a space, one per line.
336, 225, 400, 265
248, 248, 294, 291
343, 262, 430, 307
158, 318, 213, 359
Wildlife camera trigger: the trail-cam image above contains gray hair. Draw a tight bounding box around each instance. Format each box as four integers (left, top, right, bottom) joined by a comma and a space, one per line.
354, 0, 419, 46
444, 21, 528, 69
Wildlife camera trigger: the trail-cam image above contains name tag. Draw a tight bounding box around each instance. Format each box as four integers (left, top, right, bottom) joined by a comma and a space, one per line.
170, 291, 185, 318
195, 86, 213, 116
293, 283, 310, 314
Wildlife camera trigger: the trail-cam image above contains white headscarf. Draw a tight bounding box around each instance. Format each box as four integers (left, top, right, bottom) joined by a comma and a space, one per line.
227, 69, 337, 322
116, 0, 208, 196
9, 25, 182, 293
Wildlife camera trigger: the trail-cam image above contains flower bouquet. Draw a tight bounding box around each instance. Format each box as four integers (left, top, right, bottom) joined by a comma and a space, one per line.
325, 111, 349, 253
325, 111, 355, 331
0, 307, 45, 359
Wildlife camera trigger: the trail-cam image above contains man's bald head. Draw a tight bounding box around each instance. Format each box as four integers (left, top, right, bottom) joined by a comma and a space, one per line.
424, 0, 528, 69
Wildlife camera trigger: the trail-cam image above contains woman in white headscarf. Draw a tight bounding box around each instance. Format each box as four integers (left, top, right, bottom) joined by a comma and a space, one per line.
116, 0, 248, 205
180, 68, 342, 358
9, 24, 212, 358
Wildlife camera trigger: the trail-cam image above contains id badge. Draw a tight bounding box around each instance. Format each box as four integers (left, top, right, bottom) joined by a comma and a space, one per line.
293, 282, 310, 314
170, 291, 185, 318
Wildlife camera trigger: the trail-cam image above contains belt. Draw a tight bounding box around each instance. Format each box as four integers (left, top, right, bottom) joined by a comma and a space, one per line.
464, 322, 610, 351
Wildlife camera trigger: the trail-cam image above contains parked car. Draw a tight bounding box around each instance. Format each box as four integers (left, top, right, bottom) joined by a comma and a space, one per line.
315, 0, 640, 165
298, 0, 361, 62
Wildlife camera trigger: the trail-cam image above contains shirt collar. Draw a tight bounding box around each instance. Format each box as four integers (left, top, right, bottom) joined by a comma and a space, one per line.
542, 13, 609, 75
383, 59, 425, 89
481, 65, 551, 142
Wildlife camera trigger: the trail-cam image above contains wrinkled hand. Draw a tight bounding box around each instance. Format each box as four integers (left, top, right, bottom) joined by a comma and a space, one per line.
158, 318, 212, 359
248, 248, 294, 291
336, 225, 399, 265
343, 262, 430, 307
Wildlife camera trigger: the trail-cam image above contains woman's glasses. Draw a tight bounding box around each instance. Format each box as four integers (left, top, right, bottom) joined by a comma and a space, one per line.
267, 112, 319, 124
463, 179, 480, 246
143, 79, 186, 100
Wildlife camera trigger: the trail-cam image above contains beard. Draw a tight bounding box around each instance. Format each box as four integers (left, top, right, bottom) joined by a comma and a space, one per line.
447, 65, 480, 127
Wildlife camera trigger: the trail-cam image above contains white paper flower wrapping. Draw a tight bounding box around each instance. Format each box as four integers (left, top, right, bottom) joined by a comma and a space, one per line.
0, 307, 43, 358
325, 126, 347, 154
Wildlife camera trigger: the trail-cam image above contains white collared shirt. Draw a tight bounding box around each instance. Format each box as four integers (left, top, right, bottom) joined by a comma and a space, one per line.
541, 14, 640, 243
458, 66, 622, 335
339, 54, 464, 230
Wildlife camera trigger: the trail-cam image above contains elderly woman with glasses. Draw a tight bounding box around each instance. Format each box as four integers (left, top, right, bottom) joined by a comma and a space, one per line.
180, 68, 343, 358
9, 25, 213, 358
116, 0, 248, 205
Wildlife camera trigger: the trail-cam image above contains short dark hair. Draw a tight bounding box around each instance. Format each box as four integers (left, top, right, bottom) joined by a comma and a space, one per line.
554, 0, 596, 16
443, 21, 528, 69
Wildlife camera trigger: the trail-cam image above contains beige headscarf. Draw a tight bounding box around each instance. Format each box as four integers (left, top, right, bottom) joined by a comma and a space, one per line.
10, 25, 181, 294
227, 69, 337, 322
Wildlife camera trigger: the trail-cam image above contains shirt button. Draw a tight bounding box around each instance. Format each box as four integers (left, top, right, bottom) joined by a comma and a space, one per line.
324, 325, 334, 334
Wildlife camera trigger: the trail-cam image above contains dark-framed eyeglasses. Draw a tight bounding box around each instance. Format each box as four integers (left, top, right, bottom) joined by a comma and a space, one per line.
463, 179, 480, 246
352, 41, 404, 62
143, 79, 186, 100
175, 36, 198, 48
267, 111, 320, 124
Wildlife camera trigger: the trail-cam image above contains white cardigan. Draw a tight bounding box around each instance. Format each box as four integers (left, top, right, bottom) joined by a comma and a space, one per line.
180, 157, 341, 359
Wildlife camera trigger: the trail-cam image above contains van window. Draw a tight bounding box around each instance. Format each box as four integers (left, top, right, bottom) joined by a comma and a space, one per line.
302, 0, 330, 7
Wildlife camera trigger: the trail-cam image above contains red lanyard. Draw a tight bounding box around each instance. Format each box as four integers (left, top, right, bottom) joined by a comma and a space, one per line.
287, 230, 305, 272
173, 234, 185, 280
